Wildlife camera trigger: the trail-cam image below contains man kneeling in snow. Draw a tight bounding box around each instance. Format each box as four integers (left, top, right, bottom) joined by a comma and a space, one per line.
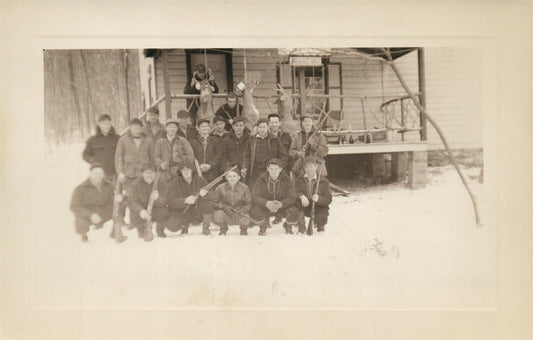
164, 159, 214, 236
294, 156, 332, 234
249, 158, 299, 236
212, 166, 252, 236
70, 162, 114, 242
127, 164, 168, 239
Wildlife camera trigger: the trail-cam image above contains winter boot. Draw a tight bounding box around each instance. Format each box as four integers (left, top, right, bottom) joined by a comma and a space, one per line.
137, 226, 145, 239
202, 214, 212, 236
179, 225, 189, 235
258, 220, 268, 236
283, 222, 293, 234
317, 224, 325, 232
240, 226, 248, 236
219, 223, 228, 236
156, 225, 167, 238
144, 223, 154, 242
81, 233, 88, 242
272, 216, 283, 224
297, 222, 306, 234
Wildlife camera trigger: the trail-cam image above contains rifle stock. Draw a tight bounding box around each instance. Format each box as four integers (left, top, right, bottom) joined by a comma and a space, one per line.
112, 168, 127, 243
143, 168, 161, 242
307, 160, 325, 235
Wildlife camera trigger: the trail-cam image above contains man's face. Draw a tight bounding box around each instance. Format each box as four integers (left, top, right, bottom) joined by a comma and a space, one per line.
233, 121, 245, 135
166, 123, 178, 136
256, 122, 268, 136
198, 122, 210, 135
89, 167, 105, 184
130, 124, 143, 137
214, 121, 225, 132
225, 171, 240, 186
196, 70, 206, 80
227, 97, 237, 109
302, 118, 313, 131
177, 116, 190, 127
147, 111, 159, 123
267, 164, 282, 179
180, 167, 193, 179
142, 170, 155, 184
98, 119, 112, 134
304, 163, 317, 177
269, 117, 280, 132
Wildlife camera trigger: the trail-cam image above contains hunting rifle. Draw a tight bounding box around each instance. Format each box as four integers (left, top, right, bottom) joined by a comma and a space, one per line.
291, 112, 329, 174
217, 202, 261, 226
183, 165, 238, 213
143, 168, 161, 242
112, 165, 127, 243
307, 160, 325, 236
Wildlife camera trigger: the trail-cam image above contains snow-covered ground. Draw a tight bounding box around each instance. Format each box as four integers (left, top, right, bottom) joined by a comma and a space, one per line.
34, 143, 496, 310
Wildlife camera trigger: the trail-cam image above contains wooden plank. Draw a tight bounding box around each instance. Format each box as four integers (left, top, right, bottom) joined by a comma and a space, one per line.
327, 142, 428, 155
161, 50, 172, 119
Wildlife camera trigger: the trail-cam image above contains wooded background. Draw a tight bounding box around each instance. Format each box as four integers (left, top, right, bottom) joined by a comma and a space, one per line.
44, 49, 143, 144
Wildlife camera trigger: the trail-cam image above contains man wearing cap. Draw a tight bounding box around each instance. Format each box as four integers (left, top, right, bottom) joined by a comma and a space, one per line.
164, 158, 215, 236
215, 92, 243, 131
189, 118, 223, 182
294, 156, 332, 234
289, 115, 329, 176
221, 116, 250, 173
154, 118, 195, 182
142, 107, 166, 142
127, 164, 168, 239
115, 118, 155, 225
249, 158, 299, 236
70, 163, 114, 242
242, 118, 287, 190
175, 109, 199, 140
82, 114, 120, 179
184, 64, 219, 126
212, 166, 252, 236
211, 115, 227, 138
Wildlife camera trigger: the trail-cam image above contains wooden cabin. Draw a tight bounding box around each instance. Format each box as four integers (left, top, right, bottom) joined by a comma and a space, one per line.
138, 48, 483, 188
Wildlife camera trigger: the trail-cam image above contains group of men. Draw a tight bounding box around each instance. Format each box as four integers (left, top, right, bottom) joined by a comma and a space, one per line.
71, 91, 332, 242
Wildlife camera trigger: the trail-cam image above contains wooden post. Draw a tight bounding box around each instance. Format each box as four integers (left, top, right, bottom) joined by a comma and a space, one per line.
418, 48, 428, 141
161, 49, 172, 120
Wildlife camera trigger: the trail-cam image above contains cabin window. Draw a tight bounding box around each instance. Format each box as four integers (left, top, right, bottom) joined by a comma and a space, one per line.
185, 49, 233, 93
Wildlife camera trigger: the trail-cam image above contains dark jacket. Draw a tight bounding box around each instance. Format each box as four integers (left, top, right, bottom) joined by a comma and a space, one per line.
189, 134, 223, 182
70, 178, 114, 218
215, 103, 244, 131
214, 181, 252, 212
142, 121, 166, 142
251, 172, 296, 209
167, 175, 215, 211
244, 133, 288, 178
294, 174, 332, 207
177, 124, 199, 140
128, 177, 168, 216
289, 127, 329, 175
154, 136, 195, 181
221, 131, 250, 170
115, 133, 155, 178
82, 126, 120, 176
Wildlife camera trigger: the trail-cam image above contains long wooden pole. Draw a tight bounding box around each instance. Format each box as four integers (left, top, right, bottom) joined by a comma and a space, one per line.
161, 50, 172, 120
380, 48, 481, 226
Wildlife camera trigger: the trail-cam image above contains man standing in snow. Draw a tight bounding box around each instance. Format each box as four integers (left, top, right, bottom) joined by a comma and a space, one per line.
221, 116, 250, 174
289, 115, 328, 177
294, 156, 332, 234
214, 92, 243, 132
249, 158, 299, 236
188, 118, 223, 182
82, 114, 120, 180
164, 158, 215, 236
142, 107, 166, 142
70, 162, 114, 242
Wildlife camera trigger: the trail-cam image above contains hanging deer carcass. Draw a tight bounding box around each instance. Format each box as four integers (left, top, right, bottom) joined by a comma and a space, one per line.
276, 84, 299, 135
237, 81, 259, 131
196, 80, 215, 124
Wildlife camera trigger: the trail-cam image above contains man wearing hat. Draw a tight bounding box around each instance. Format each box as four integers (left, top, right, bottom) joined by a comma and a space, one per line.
221, 116, 250, 174
176, 109, 199, 140
249, 158, 299, 236
142, 107, 166, 142
212, 166, 252, 236
294, 156, 332, 234
154, 118, 195, 182
242, 118, 287, 190
289, 115, 329, 176
70, 162, 115, 242
164, 157, 215, 236
183, 64, 219, 126
189, 118, 223, 182
215, 92, 243, 131
82, 114, 120, 179
211, 115, 227, 138
127, 164, 168, 239
114, 118, 155, 226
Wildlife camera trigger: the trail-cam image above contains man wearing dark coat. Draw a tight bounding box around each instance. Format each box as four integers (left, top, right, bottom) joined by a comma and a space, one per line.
214, 92, 243, 132
188, 118, 223, 182
221, 116, 250, 173
175, 109, 199, 140
183, 64, 219, 126
82, 114, 120, 179
70, 163, 114, 242
142, 106, 166, 142
294, 156, 332, 234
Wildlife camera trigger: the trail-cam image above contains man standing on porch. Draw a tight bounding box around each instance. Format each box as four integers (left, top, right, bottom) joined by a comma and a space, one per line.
215, 92, 243, 132
183, 64, 219, 126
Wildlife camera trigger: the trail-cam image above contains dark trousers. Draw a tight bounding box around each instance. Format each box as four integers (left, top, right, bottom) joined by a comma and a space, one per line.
74, 205, 113, 235
129, 206, 169, 233
249, 205, 299, 226
296, 201, 329, 227
118, 177, 136, 219
164, 199, 214, 232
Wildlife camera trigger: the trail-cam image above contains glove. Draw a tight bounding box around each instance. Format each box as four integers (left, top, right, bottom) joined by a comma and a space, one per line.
184, 195, 197, 205
160, 162, 168, 170
140, 209, 150, 220
312, 194, 319, 202
90, 213, 102, 224
200, 164, 211, 172
150, 190, 159, 201
297, 150, 306, 158
199, 189, 208, 197
265, 201, 278, 213
241, 168, 247, 178
300, 195, 310, 207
